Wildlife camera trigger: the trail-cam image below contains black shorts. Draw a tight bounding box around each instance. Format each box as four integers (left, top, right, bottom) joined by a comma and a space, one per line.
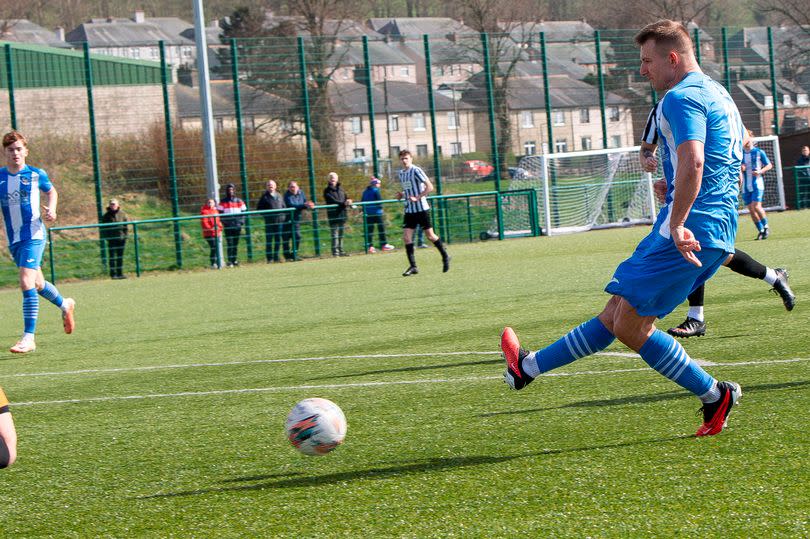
403, 211, 432, 230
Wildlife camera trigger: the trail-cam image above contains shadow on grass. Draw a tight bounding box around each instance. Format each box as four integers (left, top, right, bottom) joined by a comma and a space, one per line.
308, 358, 500, 381
478, 379, 810, 418
137, 434, 692, 499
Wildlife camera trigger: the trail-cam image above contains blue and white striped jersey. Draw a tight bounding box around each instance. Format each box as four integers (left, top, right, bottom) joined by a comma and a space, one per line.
641, 101, 661, 146
398, 165, 430, 213
741, 146, 770, 193
0, 165, 53, 245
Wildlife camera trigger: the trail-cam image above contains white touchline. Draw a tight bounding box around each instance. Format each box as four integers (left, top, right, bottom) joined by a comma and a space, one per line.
4, 350, 642, 379
10, 357, 809, 408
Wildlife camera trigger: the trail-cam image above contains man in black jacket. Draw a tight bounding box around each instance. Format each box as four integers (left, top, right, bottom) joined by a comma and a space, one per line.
217, 184, 247, 267
323, 172, 353, 256
101, 198, 129, 279
256, 180, 287, 263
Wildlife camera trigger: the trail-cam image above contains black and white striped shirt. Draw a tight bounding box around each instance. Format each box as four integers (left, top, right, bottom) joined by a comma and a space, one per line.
641, 101, 661, 146
398, 165, 431, 213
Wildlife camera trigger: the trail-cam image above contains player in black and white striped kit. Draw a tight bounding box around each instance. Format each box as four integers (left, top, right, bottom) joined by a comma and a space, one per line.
640, 103, 794, 337
396, 149, 450, 276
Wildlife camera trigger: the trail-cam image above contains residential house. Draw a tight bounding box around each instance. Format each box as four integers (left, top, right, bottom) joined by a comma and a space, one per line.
732, 78, 810, 135
0, 19, 70, 48
462, 74, 634, 156
329, 80, 477, 162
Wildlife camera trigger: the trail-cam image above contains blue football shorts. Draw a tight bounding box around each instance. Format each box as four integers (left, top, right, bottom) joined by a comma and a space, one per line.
9, 239, 45, 270
742, 188, 764, 205
604, 230, 730, 318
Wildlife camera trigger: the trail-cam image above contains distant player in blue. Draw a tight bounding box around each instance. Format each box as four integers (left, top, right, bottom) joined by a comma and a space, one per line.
501, 20, 743, 437
1, 131, 75, 354
741, 132, 773, 239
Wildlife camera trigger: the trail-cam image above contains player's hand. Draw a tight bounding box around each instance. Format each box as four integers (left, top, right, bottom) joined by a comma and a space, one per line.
671, 225, 701, 267
753, 169, 761, 176
42, 206, 57, 222
395, 191, 403, 200
408, 195, 418, 202
642, 153, 658, 173
653, 178, 666, 204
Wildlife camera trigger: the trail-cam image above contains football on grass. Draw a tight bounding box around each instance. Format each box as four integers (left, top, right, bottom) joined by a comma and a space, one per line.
285, 398, 347, 456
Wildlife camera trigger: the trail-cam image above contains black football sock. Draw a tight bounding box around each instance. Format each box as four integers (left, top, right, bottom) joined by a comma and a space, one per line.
432, 239, 448, 258
687, 284, 705, 307
726, 249, 767, 279
405, 243, 416, 267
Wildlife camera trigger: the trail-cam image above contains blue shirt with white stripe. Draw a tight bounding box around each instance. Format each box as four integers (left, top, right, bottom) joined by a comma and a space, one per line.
655, 72, 744, 253
398, 165, 431, 214
0, 165, 53, 245
741, 146, 770, 194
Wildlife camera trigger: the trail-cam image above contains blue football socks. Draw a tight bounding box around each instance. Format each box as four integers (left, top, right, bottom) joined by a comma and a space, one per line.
639, 329, 716, 399
38, 281, 64, 308
522, 317, 616, 377
22, 288, 39, 334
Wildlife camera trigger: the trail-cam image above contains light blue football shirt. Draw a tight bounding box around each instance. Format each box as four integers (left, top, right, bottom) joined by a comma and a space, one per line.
741, 146, 770, 193
0, 165, 53, 245
654, 71, 744, 253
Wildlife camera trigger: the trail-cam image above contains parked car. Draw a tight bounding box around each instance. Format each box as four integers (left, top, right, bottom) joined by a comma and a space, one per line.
479, 167, 530, 182
462, 160, 494, 177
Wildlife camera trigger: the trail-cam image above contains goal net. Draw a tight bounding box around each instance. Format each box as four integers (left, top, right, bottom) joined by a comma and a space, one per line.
500, 136, 785, 237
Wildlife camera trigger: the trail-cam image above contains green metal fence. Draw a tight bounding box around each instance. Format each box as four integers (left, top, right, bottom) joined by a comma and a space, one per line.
0, 26, 808, 277
44, 191, 538, 282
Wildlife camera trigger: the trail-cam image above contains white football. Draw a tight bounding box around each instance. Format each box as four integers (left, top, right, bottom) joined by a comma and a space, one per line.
285, 398, 347, 456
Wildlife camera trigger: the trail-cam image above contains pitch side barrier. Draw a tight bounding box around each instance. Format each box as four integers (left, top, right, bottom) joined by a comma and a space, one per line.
44, 190, 540, 283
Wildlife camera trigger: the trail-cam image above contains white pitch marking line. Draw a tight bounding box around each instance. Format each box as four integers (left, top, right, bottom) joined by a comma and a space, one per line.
12, 357, 809, 408
1, 351, 643, 379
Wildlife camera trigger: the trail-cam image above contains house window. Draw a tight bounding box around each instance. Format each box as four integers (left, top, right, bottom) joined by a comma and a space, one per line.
130, 47, 141, 59
611, 135, 622, 148
524, 140, 536, 155
390, 146, 400, 158
416, 144, 428, 156
350, 116, 362, 134
448, 111, 459, 129
797, 94, 809, 105
579, 108, 590, 123
400, 66, 410, 77
783, 94, 792, 106
609, 106, 620, 121
389, 115, 399, 132
281, 118, 293, 132
413, 112, 426, 130
521, 111, 534, 128
450, 142, 462, 156
341, 68, 350, 80
182, 47, 192, 58
354, 148, 366, 158
215, 117, 224, 134
149, 48, 159, 60
554, 138, 568, 153
245, 115, 256, 134
553, 110, 565, 126
581, 136, 592, 150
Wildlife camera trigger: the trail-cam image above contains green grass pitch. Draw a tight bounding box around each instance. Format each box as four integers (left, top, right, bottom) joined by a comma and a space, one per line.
0, 211, 808, 537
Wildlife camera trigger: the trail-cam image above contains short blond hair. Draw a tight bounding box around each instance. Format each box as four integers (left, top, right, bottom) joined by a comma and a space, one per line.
635, 20, 693, 56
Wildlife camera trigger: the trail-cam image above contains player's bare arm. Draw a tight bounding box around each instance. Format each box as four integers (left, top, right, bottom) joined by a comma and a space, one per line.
640, 141, 658, 172
670, 140, 704, 267
43, 187, 58, 222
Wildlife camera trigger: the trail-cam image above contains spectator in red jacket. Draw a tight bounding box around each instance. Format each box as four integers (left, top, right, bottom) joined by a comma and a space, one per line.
200, 198, 222, 269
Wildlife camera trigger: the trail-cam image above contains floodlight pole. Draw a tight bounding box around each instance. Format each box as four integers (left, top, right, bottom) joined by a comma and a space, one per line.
192, 0, 219, 203
192, 0, 223, 267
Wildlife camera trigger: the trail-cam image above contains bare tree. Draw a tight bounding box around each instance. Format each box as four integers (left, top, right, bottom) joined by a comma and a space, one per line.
459, 0, 544, 174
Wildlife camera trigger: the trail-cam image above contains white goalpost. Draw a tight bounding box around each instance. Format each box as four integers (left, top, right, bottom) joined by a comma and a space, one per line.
505, 136, 785, 237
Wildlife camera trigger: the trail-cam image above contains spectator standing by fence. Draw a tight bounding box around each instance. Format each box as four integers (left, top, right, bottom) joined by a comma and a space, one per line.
796, 146, 810, 206
101, 198, 129, 280
283, 181, 314, 261
323, 172, 353, 257
257, 180, 287, 263
217, 183, 247, 267
361, 177, 394, 254
200, 198, 222, 269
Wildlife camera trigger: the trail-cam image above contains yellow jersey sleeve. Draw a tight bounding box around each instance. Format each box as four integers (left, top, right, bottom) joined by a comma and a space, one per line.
0, 387, 8, 409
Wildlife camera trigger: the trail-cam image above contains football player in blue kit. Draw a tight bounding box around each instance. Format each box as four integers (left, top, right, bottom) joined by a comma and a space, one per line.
0, 131, 75, 354
501, 20, 744, 437
740, 131, 773, 239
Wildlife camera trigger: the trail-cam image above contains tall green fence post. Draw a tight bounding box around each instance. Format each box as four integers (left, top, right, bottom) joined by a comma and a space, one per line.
480, 33, 503, 240
594, 31, 608, 150
4, 44, 17, 129
133, 223, 141, 277
82, 42, 107, 270
540, 32, 558, 230
767, 27, 780, 135
230, 38, 253, 262
159, 41, 183, 269
693, 28, 702, 65
361, 36, 380, 179
721, 28, 731, 92
47, 228, 56, 283
423, 34, 448, 241
297, 37, 321, 256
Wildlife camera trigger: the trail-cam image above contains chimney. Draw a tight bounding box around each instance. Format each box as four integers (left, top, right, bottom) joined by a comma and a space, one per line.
134, 10, 145, 24
54, 26, 65, 42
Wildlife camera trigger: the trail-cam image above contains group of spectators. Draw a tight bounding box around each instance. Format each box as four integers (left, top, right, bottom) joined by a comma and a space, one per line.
199, 174, 393, 268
